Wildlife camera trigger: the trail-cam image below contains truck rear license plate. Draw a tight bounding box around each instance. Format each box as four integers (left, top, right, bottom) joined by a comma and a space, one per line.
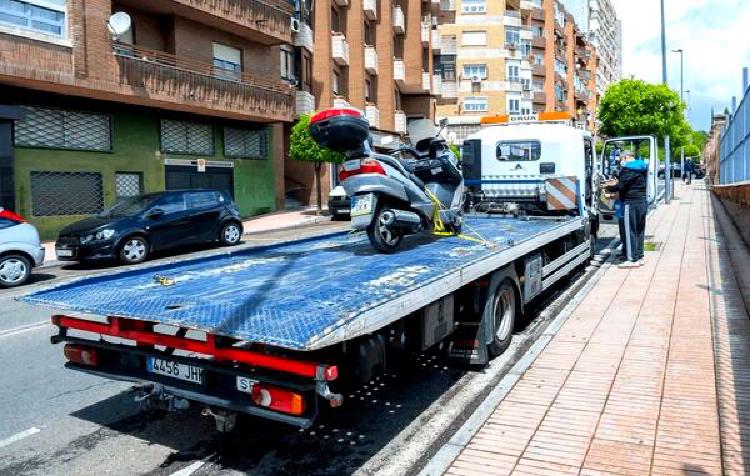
351, 193, 374, 217
236, 376, 257, 394
146, 357, 204, 385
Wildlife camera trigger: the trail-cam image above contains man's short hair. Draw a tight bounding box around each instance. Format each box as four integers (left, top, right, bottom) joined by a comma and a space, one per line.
621, 151, 635, 159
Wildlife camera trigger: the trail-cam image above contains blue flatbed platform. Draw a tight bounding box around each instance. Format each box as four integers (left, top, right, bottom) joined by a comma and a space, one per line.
23, 215, 585, 351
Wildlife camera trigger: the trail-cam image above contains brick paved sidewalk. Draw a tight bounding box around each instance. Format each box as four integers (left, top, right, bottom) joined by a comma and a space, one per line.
440, 183, 750, 476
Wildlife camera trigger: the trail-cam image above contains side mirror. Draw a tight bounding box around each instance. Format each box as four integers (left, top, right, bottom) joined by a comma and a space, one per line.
146, 208, 165, 219
439, 118, 448, 128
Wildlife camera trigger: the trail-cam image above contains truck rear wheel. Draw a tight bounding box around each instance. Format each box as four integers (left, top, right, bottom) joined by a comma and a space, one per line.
488, 281, 517, 357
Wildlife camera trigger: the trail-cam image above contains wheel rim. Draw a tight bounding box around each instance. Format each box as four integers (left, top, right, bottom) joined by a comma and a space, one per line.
0, 258, 27, 283
224, 224, 241, 243
493, 287, 514, 341
378, 212, 400, 246
123, 239, 146, 261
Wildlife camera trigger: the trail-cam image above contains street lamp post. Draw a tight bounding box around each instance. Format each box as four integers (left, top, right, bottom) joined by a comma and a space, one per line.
660, 0, 671, 203
672, 49, 684, 185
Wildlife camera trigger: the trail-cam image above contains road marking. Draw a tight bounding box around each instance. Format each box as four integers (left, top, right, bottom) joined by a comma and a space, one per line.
0, 427, 40, 449
169, 455, 215, 476
0, 321, 49, 339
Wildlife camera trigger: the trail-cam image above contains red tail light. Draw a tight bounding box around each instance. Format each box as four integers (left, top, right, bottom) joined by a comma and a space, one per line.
310, 108, 362, 124
338, 159, 386, 181
64, 344, 99, 366
0, 209, 26, 223
251, 384, 305, 416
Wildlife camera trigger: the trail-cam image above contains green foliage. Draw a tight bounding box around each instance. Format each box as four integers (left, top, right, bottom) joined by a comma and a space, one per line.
289, 115, 345, 164
683, 144, 701, 158
449, 144, 461, 159
598, 79, 687, 141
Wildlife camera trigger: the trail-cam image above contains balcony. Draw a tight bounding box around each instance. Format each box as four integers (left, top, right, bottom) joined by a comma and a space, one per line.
296, 90, 315, 117
332, 34, 350, 66
440, 0, 456, 11
365, 104, 381, 129
365, 46, 379, 75
532, 63, 546, 76
422, 23, 431, 45
533, 91, 546, 104
432, 74, 442, 94
393, 6, 405, 34
293, 22, 314, 52
532, 36, 546, 48
422, 71, 431, 91
333, 97, 350, 108
394, 58, 406, 85
441, 80, 457, 98
432, 30, 441, 51
364, 0, 377, 20
394, 110, 407, 134
531, 7, 545, 21
112, 43, 294, 121
333, 0, 349, 5
170, 0, 295, 45
441, 36, 457, 55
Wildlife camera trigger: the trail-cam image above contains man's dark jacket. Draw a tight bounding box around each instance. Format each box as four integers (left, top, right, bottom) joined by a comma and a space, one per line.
608, 159, 648, 202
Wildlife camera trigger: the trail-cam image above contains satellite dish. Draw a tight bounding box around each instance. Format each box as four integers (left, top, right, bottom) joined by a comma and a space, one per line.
107, 12, 132, 37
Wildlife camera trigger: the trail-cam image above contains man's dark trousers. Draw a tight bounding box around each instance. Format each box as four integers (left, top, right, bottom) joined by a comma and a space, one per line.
623, 200, 647, 262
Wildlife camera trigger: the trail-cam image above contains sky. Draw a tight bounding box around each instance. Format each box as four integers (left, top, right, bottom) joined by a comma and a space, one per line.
610, 0, 750, 131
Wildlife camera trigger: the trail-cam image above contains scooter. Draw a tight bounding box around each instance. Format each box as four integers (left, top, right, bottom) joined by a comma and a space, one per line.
310, 108, 464, 253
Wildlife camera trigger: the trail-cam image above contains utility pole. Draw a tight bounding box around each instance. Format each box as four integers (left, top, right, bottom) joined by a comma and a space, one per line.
661, 0, 671, 203
672, 49, 684, 182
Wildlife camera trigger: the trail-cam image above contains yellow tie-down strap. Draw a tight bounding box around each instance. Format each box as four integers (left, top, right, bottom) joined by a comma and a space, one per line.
424, 189, 495, 248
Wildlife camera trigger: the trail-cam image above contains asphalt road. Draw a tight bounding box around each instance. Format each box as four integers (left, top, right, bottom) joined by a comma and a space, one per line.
0, 221, 619, 476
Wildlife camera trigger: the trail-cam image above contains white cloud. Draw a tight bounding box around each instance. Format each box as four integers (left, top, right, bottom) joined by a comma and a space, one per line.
611, 0, 750, 130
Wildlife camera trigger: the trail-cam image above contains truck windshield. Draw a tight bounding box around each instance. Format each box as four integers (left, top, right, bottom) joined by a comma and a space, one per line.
496, 140, 541, 161
100, 194, 158, 217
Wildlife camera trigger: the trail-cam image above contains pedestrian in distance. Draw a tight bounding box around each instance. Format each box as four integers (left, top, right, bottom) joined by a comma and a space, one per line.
683, 157, 694, 185
605, 151, 648, 268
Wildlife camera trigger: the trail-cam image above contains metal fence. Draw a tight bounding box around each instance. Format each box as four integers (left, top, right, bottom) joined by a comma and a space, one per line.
720, 86, 750, 184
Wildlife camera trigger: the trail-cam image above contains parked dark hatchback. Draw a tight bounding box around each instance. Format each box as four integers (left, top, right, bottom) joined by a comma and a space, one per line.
55, 190, 243, 264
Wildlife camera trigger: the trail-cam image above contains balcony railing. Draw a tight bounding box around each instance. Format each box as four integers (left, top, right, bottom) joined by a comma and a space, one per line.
365, 46, 379, 75
364, 0, 377, 20
365, 104, 380, 129
440, 0, 456, 11
296, 90, 315, 117
422, 71, 431, 91
293, 22, 314, 52
432, 30, 441, 50
433, 74, 442, 94
394, 110, 407, 134
394, 58, 406, 84
112, 43, 294, 120
333, 96, 350, 108
441, 79, 457, 98
421, 23, 431, 44
332, 34, 350, 66
392, 6, 405, 34
172, 0, 294, 44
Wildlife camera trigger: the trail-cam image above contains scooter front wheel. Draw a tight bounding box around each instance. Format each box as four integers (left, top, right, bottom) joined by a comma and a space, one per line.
366, 206, 403, 253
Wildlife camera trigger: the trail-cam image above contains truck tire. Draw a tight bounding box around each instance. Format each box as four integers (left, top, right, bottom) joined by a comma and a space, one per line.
366, 205, 403, 253
488, 281, 517, 357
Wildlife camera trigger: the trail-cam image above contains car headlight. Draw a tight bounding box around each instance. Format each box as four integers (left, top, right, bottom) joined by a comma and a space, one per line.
95, 229, 115, 241
80, 234, 95, 244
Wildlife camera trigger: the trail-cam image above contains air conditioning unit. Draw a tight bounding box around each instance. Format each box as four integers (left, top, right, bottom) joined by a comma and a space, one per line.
290, 17, 301, 33
470, 74, 483, 83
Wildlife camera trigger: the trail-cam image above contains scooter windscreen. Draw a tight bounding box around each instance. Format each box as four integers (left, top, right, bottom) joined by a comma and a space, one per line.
310, 108, 370, 152
407, 119, 439, 149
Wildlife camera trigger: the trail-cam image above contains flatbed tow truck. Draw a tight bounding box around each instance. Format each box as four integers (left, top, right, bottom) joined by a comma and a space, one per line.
23, 113, 638, 431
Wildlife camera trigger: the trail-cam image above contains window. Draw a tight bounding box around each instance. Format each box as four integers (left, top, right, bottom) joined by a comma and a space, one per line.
213, 43, 241, 79
186, 191, 219, 209
521, 105, 532, 115
115, 172, 142, 199
14, 106, 111, 151
462, 30, 486, 46
462, 0, 486, 13
462, 64, 487, 79
365, 79, 372, 102
531, 25, 543, 38
496, 141, 541, 161
333, 70, 341, 95
522, 78, 531, 90
463, 96, 488, 112
364, 21, 375, 44
154, 193, 186, 214
438, 55, 456, 80
280, 45, 295, 83
0, 218, 18, 230
508, 98, 520, 114
331, 6, 340, 32
160, 119, 214, 156
224, 127, 268, 159
0, 0, 66, 38
533, 79, 544, 91
507, 64, 520, 82
505, 27, 520, 46
30, 171, 103, 216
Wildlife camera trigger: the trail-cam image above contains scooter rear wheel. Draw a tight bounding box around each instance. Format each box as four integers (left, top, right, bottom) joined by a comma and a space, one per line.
366, 206, 403, 253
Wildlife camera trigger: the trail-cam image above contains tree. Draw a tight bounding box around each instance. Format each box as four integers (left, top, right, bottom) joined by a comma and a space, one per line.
289, 115, 345, 214
598, 79, 687, 142
683, 144, 701, 158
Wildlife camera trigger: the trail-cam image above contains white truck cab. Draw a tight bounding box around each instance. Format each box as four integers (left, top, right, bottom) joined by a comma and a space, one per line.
461, 113, 595, 220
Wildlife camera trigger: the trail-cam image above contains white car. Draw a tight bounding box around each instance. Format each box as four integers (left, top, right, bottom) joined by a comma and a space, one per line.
0, 208, 45, 287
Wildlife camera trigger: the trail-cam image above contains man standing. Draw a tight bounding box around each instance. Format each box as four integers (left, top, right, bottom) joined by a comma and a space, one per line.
684, 157, 694, 184
606, 151, 648, 268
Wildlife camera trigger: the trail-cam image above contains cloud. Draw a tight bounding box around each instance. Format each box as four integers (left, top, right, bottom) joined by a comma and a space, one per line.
611, 0, 750, 130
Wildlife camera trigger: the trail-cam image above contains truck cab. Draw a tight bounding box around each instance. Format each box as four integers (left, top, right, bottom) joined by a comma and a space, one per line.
461, 112, 595, 221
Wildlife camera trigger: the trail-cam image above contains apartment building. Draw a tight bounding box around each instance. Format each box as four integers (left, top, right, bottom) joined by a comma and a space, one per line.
434, 0, 598, 142
588, 0, 621, 95
285, 0, 438, 207
704, 113, 728, 185
0, 0, 296, 238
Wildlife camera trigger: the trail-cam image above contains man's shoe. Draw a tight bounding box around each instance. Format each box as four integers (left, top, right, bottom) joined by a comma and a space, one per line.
638, 259, 644, 266
618, 261, 640, 269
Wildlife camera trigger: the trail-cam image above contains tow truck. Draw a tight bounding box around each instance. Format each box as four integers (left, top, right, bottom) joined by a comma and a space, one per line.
24, 113, 633, 431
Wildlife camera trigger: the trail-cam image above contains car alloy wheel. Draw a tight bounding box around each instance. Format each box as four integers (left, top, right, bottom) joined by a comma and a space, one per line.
121, 237, 148, 263
0, 255, 31, 287
221, 223, 241, 245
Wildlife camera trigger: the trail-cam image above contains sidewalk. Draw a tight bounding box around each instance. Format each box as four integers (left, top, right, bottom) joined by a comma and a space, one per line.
431, 182, 750, 475
40, 208, 332, 267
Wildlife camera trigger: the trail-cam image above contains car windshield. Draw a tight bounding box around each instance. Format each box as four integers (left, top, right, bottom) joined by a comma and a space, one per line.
100, 194, 159, 217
